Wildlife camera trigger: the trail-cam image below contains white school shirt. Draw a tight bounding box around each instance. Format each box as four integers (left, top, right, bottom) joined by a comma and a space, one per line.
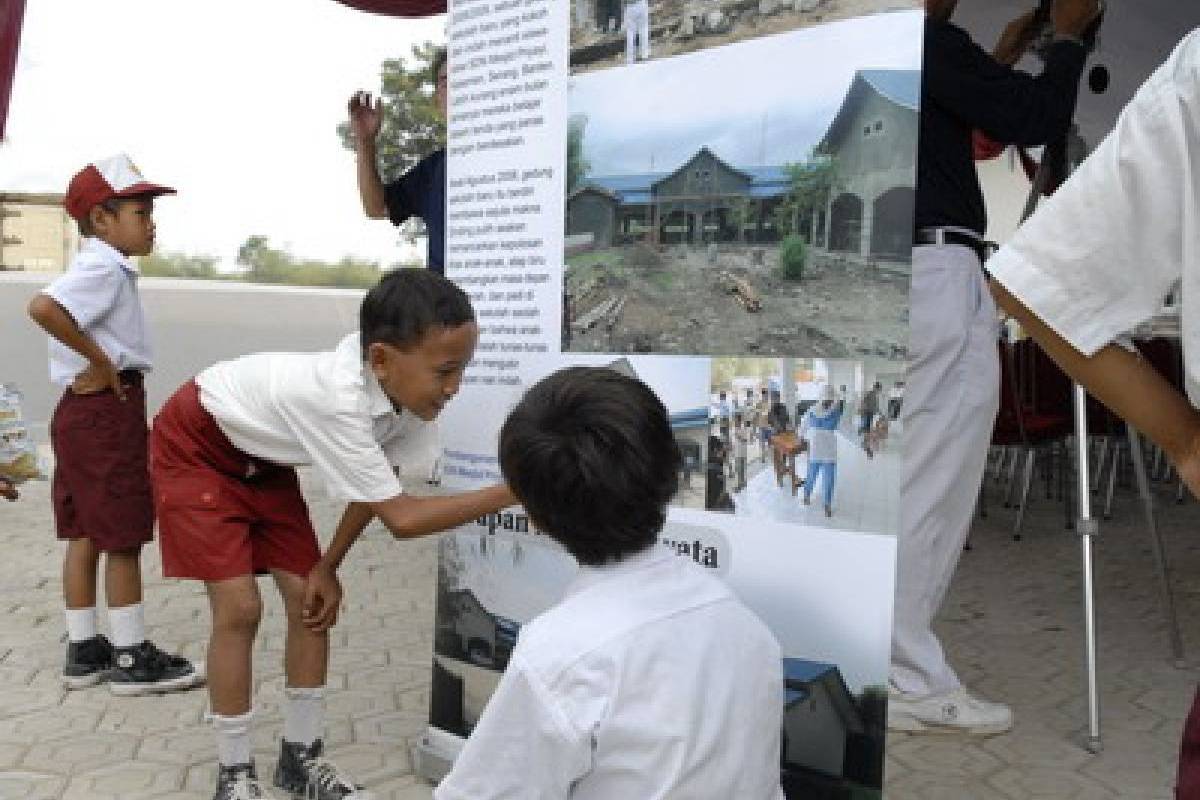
40, 237, 153, 387
195, 332, 439, 502
987, 28, 1200, 402
435, 545, 785, 800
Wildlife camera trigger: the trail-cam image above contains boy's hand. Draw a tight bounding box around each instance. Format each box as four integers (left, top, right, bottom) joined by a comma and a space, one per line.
302, 563, 343, 632
0, 478, 17, 501
71, 361, 126, 400
347, 91, 383, 145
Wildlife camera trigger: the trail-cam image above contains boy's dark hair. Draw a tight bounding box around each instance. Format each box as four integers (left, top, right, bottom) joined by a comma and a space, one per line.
359, 268, 474, 355
499, 367, 681, 566
431, 47, 447, 83
76, 198, 123, 237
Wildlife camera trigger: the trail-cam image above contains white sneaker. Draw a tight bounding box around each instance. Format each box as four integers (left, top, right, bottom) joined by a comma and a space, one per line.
888, 686, 1013, 735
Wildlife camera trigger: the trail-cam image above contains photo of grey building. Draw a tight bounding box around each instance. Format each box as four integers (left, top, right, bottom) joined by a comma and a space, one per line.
563, 12, 922, 359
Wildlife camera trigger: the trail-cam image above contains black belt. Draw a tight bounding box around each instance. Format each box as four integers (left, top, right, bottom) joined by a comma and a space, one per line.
118, 369, 144, 387
914, 228, 989, 265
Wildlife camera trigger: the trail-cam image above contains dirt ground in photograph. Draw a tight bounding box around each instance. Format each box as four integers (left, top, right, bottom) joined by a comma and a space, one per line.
565, 243, 909, 358
571, 0, 919, 75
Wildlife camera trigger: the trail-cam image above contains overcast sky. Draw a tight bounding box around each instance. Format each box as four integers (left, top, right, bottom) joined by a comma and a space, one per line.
2, 0, 445, 269
570, 10, 923, 177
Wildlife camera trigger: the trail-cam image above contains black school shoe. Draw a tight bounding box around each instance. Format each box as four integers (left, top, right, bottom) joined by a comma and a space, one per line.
273, 739, 374, 800
109, 640, 205, 696
63, 634, 114, 689
214, 761, 279, 800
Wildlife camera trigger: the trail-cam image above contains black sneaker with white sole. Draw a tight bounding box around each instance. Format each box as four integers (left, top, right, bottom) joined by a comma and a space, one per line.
108, 640, 204, 696
214, 761, 280, 800
273, 739, 373, 800
63, 634, 114, 689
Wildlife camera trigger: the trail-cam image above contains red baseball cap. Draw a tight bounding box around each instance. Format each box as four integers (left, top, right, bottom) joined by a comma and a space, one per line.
65, 153, 176, 222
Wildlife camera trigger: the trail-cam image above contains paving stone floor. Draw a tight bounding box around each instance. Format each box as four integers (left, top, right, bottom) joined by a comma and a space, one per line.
0, 462, 1196, 799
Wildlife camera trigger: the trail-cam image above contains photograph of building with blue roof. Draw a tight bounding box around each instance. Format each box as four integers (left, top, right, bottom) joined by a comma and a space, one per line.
562, 10, 922, 359
566, 68, 919, 261
781, 657, 888, 798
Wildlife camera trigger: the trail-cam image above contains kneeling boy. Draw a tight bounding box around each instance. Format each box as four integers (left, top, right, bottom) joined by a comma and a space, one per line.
151, 269, 515, 800
435, 366, 785, 799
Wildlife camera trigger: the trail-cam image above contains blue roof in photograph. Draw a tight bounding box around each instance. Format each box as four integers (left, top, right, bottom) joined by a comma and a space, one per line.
784, 658, 839, 684
859, 69, 921, 111
582, 163, 792, 205
670, 407, 709, 429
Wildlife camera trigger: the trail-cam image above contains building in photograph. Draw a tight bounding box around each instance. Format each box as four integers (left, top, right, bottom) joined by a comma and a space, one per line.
816, 69, 919, 262
567, 146, 791, 248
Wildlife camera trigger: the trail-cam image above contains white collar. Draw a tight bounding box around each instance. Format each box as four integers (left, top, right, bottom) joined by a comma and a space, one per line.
567, 543, 674, 597
81, 237, 138, 275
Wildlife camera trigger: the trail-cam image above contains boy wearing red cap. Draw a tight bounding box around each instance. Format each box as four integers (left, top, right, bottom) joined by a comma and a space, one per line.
27, 153, 203, 696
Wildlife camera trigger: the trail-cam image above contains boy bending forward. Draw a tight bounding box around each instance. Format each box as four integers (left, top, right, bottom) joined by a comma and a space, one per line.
151, 269, 514, 800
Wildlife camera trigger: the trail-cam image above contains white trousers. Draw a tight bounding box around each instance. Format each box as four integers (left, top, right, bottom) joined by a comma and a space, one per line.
890, 243, 999, 696
625, 1, 650, 63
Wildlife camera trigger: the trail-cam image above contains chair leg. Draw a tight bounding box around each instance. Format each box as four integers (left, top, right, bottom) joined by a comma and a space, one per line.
1091, 436, 1110, 494
1127, 427, 1185, 665
1004, 448, 1022, 508
1013, 448, 1035, 541
1103, 444, 1121, 520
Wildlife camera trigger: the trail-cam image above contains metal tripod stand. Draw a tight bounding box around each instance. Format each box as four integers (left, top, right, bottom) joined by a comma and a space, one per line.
1015, 127, 1185, 754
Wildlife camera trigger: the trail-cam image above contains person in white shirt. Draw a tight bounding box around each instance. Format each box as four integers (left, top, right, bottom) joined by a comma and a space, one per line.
26, 154, 202, 699
624, 0, 650, 64
800, 385, 845, 518
435, 366, 784, 800
150, 269, 516, 800
987, 30, 1200, 792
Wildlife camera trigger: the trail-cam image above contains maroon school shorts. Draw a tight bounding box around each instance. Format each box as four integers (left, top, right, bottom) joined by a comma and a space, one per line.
50, 372, 154, 551
150, 380, 320, 581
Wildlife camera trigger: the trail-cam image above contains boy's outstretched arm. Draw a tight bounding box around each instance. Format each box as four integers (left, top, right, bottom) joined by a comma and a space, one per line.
991, 282, 1200, 498
27, 294, 125, 398
301, 483, 517, 631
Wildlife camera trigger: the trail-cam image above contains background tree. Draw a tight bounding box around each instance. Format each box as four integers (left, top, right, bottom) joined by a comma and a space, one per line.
566, 113, 591, 195
139, 251, 222, 280
337, 42, 445, 183
773, 153, 839, 240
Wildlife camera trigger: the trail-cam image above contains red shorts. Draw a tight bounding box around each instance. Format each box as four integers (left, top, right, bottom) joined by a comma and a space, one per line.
150, 380, 321, 582
50, 376, 154, 551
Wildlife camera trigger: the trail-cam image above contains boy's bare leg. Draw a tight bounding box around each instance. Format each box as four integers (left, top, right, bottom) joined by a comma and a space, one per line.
206, 576, 262, 715
272, 569, 329, 688
63, 538, 100, 609
991, 282, 1200, 498
104, 547, 144, 608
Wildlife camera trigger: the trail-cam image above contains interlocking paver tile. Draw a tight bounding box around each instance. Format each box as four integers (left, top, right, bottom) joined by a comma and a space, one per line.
60, 760, 185, 800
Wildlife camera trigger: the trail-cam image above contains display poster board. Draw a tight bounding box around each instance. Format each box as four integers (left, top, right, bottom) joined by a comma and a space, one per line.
415, 2, 922, 796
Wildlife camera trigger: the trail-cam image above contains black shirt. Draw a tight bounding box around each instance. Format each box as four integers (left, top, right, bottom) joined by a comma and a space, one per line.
915, 18, 1087, 235
383, 148, 446, 275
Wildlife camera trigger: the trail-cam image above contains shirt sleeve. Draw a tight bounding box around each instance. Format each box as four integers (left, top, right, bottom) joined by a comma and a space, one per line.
434, 657, 592, 800
272, 386, 403, 503
42, 260, 122, 330
987, 36, 1192, 360
383, 153, 434, 228
925, 22, 1087, 146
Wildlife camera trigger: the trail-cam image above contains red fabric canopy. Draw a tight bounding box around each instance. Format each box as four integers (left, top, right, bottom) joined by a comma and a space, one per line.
332, 0, 446, 17
0, 0, 27, 141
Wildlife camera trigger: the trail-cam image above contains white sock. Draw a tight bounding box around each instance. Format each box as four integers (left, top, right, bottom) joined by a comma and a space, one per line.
211, 710, 255, 767
283, 687, 325, 747
108, 603, 145, 648
65, 607, 98, 643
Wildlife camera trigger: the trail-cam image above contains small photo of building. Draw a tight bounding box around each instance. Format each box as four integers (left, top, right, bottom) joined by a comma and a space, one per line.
563, 12, 921, 359
569, 0, 919, 75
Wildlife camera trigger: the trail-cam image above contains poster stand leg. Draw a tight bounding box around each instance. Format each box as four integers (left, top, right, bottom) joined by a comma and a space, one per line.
1073, 384, 1103, 754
